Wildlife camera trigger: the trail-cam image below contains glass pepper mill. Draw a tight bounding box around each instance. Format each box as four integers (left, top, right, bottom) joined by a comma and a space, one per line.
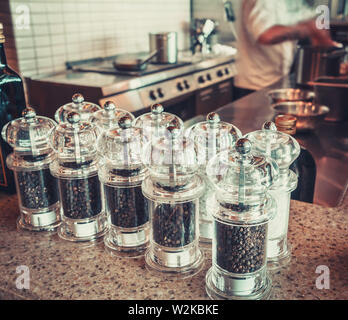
54, 93, 101, 123
205, 138, 279, 300
246, 121, 300, 269
90, 100, 135, 135
186, 112, 242, 244
142, 121, 205, 277
97, 115, 149, 257
1, 107, 60, 231
50, 111, 108, 242
134, 103, 184, 144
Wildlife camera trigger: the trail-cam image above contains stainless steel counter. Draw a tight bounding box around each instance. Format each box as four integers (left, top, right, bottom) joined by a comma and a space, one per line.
214, 76, 348, 208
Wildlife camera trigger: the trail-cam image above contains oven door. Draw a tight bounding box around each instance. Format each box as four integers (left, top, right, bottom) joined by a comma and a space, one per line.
195, 79, 233, 116
100, 90, 196, 122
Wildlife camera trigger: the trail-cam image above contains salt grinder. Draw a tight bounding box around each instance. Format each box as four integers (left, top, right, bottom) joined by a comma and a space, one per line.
246, 121, 300, 269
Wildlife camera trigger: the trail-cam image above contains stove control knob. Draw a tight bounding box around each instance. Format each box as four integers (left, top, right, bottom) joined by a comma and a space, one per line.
198, 76, 205, 84
183, 80, 190, 89
157, 88, 164, 98
206, 73, 212, 81
225, 68, 230, 75
149, 90, 157, 100
177, 82, 184, 91
217, 70, 223, 77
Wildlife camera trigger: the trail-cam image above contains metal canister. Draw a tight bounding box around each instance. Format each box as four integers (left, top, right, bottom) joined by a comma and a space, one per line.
149, 32, 178, 64
294, 45, 346, 85
275, 114, 297, 135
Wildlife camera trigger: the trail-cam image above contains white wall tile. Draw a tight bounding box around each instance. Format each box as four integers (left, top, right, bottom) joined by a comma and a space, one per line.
32, 24, 50, 36
19, 58, 37, 72
30, 14, 49, 25
46, 3, 63, 13
35, 46, 52, 59
13, 25, 33, 38
51, 34, 66, 45
10, 0, 190, 76
15, 37, 34, 49
33, 35, 51, 47
47, 13, 65, 24
27, 2, 47, 14
51, 44, 67, 56
17, 47, 36, 60
49, 24, 65, 35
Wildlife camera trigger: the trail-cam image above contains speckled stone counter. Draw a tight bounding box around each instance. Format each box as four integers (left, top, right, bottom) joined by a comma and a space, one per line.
0, 191, 347, 300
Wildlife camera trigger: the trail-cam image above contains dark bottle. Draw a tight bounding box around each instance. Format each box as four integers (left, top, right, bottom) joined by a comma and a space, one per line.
275, 115, 316, 203
0, 23, 26, 193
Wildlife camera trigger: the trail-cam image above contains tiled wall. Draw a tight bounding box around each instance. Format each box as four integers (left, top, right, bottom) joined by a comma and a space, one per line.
0, 1, 18, 71
8, 0, 191, 77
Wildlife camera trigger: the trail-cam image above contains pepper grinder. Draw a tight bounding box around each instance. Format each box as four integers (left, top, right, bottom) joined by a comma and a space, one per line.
50, 112, 108, 242
186, 112, 241, 244
1, 107, 60, 231
205, 138, 279, 300
98, 115, 149, 257
54, 93, 101, 123
142, 120, 205, 278
246, 121, 300, 269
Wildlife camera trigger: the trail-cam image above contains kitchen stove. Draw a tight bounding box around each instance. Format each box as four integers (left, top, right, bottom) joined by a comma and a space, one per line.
27, 50, 237, 121
66, 53, 191, 77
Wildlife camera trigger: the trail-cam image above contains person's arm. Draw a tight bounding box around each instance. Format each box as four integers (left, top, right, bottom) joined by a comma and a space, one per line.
258, 25, 307, 44
258, 19, 338, 47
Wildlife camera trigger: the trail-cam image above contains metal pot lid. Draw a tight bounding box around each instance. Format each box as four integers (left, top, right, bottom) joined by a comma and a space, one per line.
2, 107, 56, 155
54, 93, 101, 123
90, 100, 135, 134
186, 112, 242, 166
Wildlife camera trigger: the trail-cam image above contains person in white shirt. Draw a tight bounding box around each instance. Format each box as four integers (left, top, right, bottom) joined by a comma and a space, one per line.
234, 0, 337, 99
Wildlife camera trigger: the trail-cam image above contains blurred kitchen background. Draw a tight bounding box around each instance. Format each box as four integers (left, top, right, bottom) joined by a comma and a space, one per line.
2, 0, 348, 78
0, 0, 347, 207
1, 0, 348, 120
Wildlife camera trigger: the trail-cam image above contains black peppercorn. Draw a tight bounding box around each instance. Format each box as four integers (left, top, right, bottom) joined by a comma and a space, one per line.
215, 220, 267, 274
59, 174, 102, 219
105, 184, 148, 228
16, 155, 59, 210
152, 200, 196, 248
17, 168, 58, 209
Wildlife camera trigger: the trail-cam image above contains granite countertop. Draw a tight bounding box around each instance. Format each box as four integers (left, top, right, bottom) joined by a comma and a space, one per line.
0, 191, 347, 300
